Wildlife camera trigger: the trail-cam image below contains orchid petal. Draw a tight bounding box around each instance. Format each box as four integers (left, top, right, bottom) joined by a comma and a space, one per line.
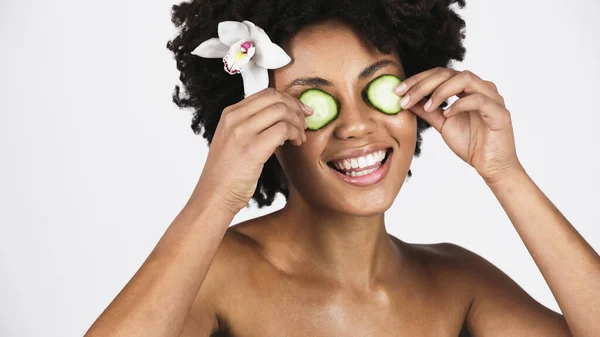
191, 38, 228, 58
244, 20, 291, 69
239, 61, 269, 97
218, 21, 250, 46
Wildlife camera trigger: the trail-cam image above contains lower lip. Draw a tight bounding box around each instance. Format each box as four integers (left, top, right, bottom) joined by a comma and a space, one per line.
328, 150, 393, 187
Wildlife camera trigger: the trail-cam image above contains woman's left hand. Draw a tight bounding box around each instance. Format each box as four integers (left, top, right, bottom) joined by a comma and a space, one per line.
395, 67, 524, 184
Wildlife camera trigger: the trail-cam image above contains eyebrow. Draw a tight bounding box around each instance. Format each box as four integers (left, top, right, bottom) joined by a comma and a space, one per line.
358, 59, 397, 79
283, 59, 398, 91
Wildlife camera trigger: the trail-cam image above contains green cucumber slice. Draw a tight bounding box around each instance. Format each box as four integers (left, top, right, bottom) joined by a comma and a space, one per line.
299, 89, 338, 130
366, 74, 403, 114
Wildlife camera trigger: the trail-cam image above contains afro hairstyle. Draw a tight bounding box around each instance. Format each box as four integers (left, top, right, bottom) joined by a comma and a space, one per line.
166, 0, 467, 208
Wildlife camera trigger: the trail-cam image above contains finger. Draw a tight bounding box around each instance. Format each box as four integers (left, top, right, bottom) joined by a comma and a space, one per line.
408, 98, 447, 133
425, 70, 504, 112
485, 80, 498, 92
397, 68, 459, 110
444, 93, 511, 131
394, 67, 447, 95
224, 88, 313, 126
255, 120, 303, 151
237, 88, 313, 123
245, 102, 307, 144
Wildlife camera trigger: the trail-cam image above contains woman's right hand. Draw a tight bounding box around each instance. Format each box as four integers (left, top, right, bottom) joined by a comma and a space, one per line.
193, 88, 314, 214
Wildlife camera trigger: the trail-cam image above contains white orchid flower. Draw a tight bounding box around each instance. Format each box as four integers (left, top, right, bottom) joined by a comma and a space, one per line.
191, 20, 292, 97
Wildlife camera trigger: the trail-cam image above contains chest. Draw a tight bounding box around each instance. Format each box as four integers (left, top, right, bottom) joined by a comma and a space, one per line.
213, 274, 471, 337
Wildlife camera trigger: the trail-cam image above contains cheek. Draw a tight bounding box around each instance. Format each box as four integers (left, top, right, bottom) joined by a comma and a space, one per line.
276, 135, 328, 182
386, 111, 418, 143
277, 142, 321, 175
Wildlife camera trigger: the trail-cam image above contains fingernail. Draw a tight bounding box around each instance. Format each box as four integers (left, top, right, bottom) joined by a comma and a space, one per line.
395, 83, 407, 94
400, 94, 410, 108
302, 103, 313, 114
424, 99, 432, 112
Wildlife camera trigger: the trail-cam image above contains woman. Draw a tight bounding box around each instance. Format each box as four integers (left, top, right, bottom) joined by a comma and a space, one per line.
84, 0, 600, 336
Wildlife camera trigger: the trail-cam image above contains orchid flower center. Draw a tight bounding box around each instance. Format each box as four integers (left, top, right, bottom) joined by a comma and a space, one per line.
240, 41, 253, 53
223, 39, 257, 75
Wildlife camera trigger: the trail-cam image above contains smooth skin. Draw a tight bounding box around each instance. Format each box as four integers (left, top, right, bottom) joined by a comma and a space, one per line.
84, 19, 599, 337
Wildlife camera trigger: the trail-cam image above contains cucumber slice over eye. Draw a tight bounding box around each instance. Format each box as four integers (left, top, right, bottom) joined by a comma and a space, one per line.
299, 89, 338, 130
366, 74, 403, 114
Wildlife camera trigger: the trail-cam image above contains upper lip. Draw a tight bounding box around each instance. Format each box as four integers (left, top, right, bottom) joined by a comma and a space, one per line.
325, 144, 393, 163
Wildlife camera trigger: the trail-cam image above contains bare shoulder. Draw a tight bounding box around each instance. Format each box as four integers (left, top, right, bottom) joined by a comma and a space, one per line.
391, 240, 481, 305
413, 241, 492, 276
411, 241, 541, 298
405, 241, 570, 337
201, 214, 278, 292
205, 216, 271, 287
403, 240, 521, 283
391, 239, 481, 279
404, 240, 480, 262
404, 240, 547, 305
183, 217, 269, 337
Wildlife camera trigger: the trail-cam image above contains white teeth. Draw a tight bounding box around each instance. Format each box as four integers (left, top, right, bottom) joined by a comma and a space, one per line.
331, 149, 387, 172
366, 154, 375, 166
347, 166, 378, 176
358, 157, 367, 168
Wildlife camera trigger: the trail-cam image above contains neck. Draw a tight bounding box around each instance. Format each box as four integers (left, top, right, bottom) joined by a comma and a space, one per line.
267, 189, 405, 288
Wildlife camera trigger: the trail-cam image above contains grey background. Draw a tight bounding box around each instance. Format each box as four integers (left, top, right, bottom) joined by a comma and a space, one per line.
1, 0, 599, 336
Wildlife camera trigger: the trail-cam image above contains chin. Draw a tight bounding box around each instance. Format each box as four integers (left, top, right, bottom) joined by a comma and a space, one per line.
341, 203, 393, 217
334, 189, 398, 216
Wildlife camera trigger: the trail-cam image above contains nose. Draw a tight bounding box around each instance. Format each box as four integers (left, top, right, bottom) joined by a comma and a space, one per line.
332, 98, 377, 140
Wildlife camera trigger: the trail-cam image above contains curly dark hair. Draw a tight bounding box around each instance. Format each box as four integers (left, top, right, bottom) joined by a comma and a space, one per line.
166, 0, 467, 209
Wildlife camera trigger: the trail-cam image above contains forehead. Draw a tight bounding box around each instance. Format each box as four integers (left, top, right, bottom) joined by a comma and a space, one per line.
273, 20, 404, 85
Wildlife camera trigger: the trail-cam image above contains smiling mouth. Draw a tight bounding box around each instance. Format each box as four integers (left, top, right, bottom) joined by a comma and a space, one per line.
326, 147, 393, 175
